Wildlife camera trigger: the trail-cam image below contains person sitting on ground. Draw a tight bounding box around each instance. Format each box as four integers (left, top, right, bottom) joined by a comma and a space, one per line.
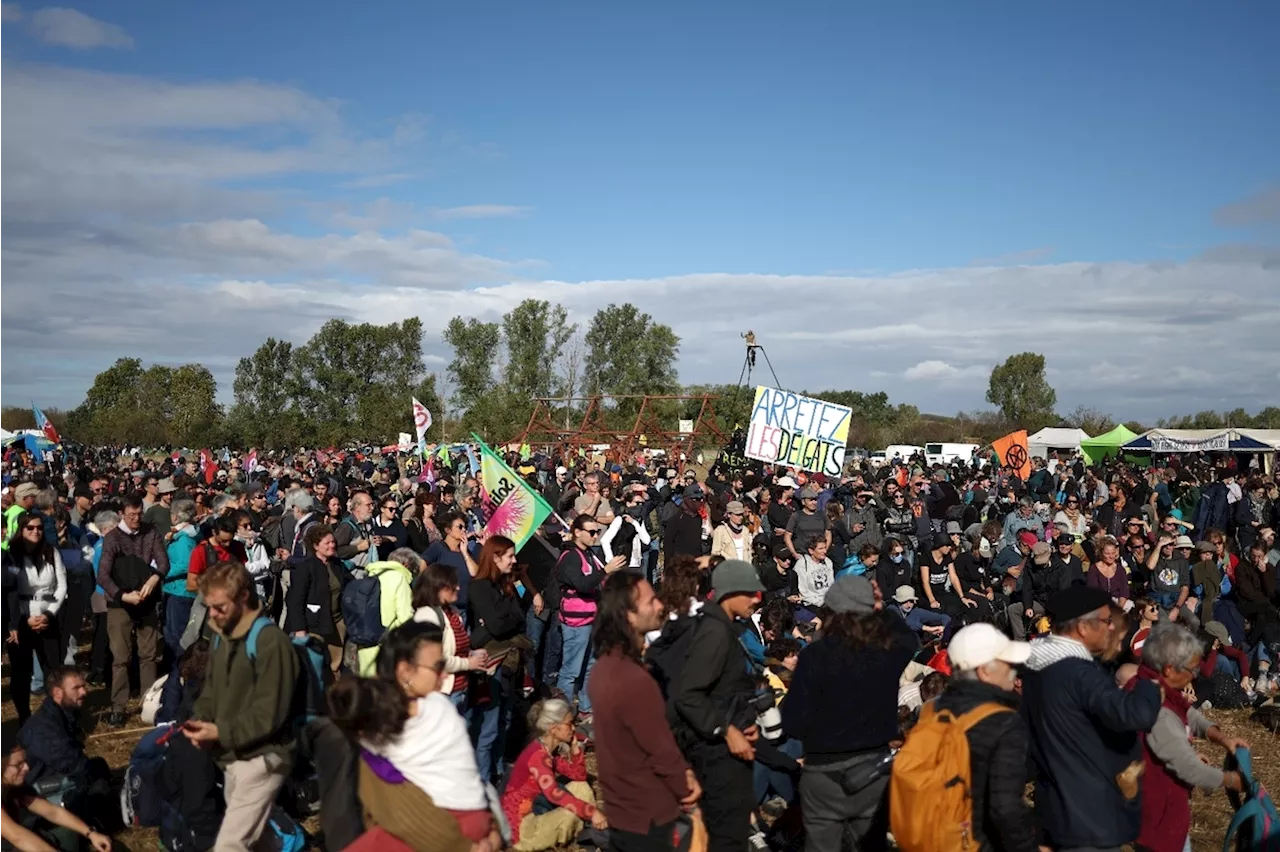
15, 667, 113, 833
1, 746, 111, 852
500, 699, 604, 851
888, 585, 948, 640
328, 621, 497, 848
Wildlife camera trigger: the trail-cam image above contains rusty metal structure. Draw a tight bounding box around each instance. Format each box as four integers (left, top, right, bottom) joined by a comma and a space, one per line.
511, 394, 729, 466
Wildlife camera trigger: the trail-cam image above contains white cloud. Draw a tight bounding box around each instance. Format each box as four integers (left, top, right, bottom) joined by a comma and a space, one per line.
433, 204, 531, 221
903, 360, 988, 382
3, 3, 23, 22
3, 58, 1279, 423
24, 7, 133, 49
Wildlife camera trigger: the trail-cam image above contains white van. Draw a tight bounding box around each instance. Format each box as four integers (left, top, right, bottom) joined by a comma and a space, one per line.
925, 442, 980, 466
879, 445, 924, 465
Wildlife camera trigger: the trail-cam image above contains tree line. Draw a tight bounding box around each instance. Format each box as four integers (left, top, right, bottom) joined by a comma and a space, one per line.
4, 323, 1277, 451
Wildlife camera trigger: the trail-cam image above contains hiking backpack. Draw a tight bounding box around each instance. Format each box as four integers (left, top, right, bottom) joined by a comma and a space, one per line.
341, 575, 384, 648
889, 699, 1013, 852
121, 723, 177, 828
1224, 746, 1280, 852
213, 615, 332, 736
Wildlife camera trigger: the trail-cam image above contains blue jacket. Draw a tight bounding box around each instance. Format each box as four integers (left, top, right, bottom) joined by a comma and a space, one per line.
165, 526, 200, 598
1021, 653, 1161, 848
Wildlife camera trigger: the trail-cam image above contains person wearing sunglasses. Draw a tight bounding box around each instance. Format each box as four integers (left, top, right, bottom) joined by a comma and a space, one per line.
329, 621, 501, 852
4, 511, 68, 725
372, 495, 409, 552
554, 514, 627, 724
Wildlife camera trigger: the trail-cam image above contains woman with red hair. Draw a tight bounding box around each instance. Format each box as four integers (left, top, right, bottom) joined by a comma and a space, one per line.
468, 534, 531, 785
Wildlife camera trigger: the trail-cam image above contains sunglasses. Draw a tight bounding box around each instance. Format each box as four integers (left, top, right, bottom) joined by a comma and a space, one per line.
584, 528, 602, 537
23, 523, 43, 532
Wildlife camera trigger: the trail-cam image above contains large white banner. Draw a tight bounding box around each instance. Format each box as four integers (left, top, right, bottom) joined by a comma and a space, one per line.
744, 386, 852, 475
1149, 432, 1230, 453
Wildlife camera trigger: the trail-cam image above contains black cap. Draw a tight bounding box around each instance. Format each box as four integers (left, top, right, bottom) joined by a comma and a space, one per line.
1046, 586, 1113, 623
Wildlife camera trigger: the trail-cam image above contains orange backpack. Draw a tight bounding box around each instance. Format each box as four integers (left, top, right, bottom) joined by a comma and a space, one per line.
889, 699, 1013, 852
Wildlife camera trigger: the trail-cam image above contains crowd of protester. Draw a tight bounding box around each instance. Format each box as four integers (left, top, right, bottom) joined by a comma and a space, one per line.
2, 439, 1278, 852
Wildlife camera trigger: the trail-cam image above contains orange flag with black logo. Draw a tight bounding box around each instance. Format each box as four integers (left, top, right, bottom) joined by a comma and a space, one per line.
992, 430, 1031, 480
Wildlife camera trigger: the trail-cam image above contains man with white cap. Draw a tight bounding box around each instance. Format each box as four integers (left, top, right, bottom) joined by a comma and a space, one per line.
930, 623, 1037, 852
1145, 532, 1198, 629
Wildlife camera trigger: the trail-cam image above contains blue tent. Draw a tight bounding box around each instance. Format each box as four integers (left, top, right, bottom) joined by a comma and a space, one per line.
1122, 429, 1274, 454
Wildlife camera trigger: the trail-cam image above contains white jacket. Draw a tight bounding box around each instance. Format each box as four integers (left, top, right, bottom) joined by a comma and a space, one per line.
413, 604, 471, 695
10, 550, 67, 620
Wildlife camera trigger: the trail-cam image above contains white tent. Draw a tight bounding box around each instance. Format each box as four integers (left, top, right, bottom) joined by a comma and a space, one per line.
0, 429, 12, 442
1027, 427, 1090, 459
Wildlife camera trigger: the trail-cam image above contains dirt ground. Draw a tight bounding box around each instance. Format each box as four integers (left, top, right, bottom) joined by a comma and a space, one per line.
3, 671, 1277, 851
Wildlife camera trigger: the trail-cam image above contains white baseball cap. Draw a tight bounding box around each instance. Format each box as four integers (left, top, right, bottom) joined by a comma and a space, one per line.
776, 476, 798, 489
947, 623, 1031, 672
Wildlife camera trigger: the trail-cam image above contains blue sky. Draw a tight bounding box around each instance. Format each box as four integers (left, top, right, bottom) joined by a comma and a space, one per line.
2, 1, 1278, 418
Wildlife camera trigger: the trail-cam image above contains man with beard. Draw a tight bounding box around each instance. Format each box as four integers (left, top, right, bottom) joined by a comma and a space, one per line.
184, 561, 299, 852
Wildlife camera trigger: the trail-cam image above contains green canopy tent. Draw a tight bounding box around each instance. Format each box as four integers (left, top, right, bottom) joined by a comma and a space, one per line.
1080, 424, 1138, 463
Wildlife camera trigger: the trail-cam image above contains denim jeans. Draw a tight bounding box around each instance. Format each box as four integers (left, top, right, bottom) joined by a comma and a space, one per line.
531, 610, 563, 686
448, 689, 467, 713
469, 670, 512, 785
557, 622, 595, 713
526, 608, 549, 683
164, 594, 195, 665
754, 737, 804, 805
1215, 653, 1241, 679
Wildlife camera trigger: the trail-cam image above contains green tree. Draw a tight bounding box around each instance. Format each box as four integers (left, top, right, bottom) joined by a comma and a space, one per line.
1063, 405, 1116, 436
443, 317, 502, 413
228, 338, 299, 447
290, 317, 432, 445
501, 299, 576, 400
986, 352, 1057, 428
65, 358, 221, 446
583, 303, 681, 422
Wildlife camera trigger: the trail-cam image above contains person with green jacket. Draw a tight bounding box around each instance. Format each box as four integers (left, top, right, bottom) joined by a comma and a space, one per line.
3, 483, 40, 551
184, 560, 298, 852
355, 551, 422, 676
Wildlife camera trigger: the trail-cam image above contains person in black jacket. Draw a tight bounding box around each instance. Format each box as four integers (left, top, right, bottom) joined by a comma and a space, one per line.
1017, 542, 1078, 639
663, 485, 706, 563
781, 574, 917, 852
1022, 585, 1162, 851
671, 559, 765, 852
467, 535, 529, 783
16, 666, 114, 831
284, 523, 349, 674
937, 624, 1038, 852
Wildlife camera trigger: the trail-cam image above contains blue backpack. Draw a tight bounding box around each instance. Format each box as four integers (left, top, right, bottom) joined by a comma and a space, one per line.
341, 575, 384, 648
121, 724, 175, 828
214, 616, 331, 735
1224, 747, 1280, 852
261, 804, 308, 852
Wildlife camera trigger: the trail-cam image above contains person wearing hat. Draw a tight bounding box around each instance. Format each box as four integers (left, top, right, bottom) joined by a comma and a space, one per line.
931, 623, 1037, 852
781, 574, 918, 850
710, 499, 751, 563
1016, 541, 1076, 641
144, 476, 179, 531
1144, 532, 1199, 630
3, 482, 40, 550
663, 481, 708, 564
1199, 620, 1253, 690
888, 585, 948, 639
991, 531, 1037, 605
671, 559, 764, 852
784, 485, 829, 562
844, 487, 883, 555
1022, 585, 1163, 851
1187, 540, 1222, 625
